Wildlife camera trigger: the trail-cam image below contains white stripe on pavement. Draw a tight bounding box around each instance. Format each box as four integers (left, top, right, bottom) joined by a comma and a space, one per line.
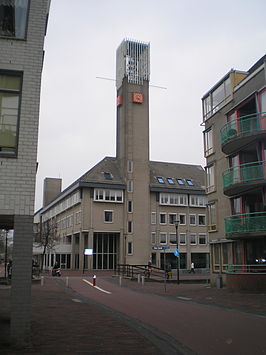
82, 279, 112, 294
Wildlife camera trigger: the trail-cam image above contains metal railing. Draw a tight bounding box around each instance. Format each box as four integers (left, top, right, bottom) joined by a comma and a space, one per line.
223, 160, 266, 188
225, 211, 266, 234
225, 264, 266, 274
116, 264, 166, 280
220, 112, 266, 145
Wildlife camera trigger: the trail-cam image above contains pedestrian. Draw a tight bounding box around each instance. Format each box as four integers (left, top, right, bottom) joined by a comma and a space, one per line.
189, 262, 195, 273
166, 263, 172, 279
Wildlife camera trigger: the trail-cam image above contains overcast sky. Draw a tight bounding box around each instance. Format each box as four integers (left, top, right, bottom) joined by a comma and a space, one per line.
35, 0, 266, 210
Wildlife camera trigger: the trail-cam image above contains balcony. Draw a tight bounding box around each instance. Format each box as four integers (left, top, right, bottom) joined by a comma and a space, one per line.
220, 112, 266, 155
225, 211, 266, 238
223, 160, 266, 196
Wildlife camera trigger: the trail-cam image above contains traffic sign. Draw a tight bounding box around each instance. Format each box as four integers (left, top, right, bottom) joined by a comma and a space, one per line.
174, 248, 179, 257
152, 246, 171, 250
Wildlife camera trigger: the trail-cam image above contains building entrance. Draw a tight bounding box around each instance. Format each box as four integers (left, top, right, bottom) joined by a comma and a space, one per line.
93, 232, 119, 269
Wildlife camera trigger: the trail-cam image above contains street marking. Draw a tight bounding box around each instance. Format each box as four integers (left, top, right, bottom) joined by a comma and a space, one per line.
72, 298, 82, 303
82, 279, 112, 294
177, 296, 192, 301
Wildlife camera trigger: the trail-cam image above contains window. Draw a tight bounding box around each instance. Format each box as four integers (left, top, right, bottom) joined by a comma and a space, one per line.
208, 203, 217, 231
127, 180, 133, 192
160, 193, 188, 206
204, 128, 213, 157
168, 213, 177, 225
189, 214, 196, 225
199, 233, 207, 245
151, 212, 156, 224
104, 211, 113, 223
157, 177, 165, 184
160, 213, 166, 224
128, 242, 133, 255
179, 233, 186, 245
177, 178, 184, 185
0, 0, 29, 39
128, 221, 132, 233
160, 233, 167, 244
94, 189, 123, 203
190, 195, 208, 207
198, 215, 206, 226
190, 233, 197, 245
186, 179, 194, 186
151, 232, 156, 244
127, 160, 133, 173
128, 200, 133, 213
202, 77, 231, 121
103, 172, 113, 180
206, 164, 215, 193
167, 178, 175, 185
179, 214, 186, 225
0, 72, 22, 155
169, 233, 176, 245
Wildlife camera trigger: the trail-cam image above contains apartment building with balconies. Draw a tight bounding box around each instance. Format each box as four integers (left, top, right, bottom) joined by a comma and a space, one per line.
202, 54, 266, 290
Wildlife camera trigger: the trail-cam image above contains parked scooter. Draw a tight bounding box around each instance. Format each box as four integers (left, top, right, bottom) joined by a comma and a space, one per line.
52, 268, 61, 277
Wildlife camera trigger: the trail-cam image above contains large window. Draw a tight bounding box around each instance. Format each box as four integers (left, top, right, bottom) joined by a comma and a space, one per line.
0, 0, 29, 39
204, 127, 213, 157
206, 164, 215, 193
94, 189, 123, 203
202, 77, 231, 121
190, 195, 208, 207
160, 193, 188, 206
0, 72, 22, 156
208, 202, 217, 232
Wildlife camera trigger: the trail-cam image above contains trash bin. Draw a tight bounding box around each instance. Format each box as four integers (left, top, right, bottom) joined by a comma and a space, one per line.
216, 274, 223, 289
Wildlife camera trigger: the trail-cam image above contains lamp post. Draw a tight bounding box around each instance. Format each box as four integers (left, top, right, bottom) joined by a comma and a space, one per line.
175, 220, 180, 284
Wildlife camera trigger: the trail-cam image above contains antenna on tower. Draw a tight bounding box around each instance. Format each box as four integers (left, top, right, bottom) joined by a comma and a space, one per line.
96, 76, 167, 89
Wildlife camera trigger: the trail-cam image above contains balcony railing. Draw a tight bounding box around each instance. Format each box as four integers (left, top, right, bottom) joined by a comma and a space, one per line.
225, 264, 266, 274
225, 211, 266, 234
220, 112, 266, 145
223, 160, 266, 188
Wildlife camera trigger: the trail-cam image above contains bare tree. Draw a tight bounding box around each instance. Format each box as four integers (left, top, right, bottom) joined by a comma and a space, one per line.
36, 219, 59, 271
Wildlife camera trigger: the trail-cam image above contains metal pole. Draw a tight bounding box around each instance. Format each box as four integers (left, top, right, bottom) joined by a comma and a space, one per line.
175, 222, 180, 284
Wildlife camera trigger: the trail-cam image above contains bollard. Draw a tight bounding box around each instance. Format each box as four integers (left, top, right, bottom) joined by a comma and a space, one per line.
41, 276, 44, 286
93, 274, 96, 286
137, 274, 141, 284
141, 275, 145, 286
66, 276, 69, 288
119, 275, 122, 286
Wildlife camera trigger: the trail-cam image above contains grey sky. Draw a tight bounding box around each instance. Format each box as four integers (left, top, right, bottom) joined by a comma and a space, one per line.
35, 0, 266, 210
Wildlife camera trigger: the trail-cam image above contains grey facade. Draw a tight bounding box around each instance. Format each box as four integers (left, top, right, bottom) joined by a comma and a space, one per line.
0, 0, 50, 344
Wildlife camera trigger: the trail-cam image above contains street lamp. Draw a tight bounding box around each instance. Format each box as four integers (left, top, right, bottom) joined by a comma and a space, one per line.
175, 220, 180, 284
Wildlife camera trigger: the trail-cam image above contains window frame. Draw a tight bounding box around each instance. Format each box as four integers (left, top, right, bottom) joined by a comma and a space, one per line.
190, 233, 197, 245
104, 210, 113, 223
127, 241, 133, 255
160, 212, 167, 224
159, 232, 167, 244
179, 214, 186, 225
199, 233, 207, 245
151, 212, 156, 225
169, 233, 177, 245
198, 214, 206, 226
168, 213, 177, 225
179, 233, 186, 245
0, 70, 23, 157
206, 164, 215, 193
189, 214, 196, 226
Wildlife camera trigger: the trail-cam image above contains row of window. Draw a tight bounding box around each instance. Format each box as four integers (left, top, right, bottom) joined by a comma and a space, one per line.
151, 232, 208, 245
151, 212, 206, 226
43, 191, 81, 221
57, 211, 82, 230
159, 193, 207, 207
157, 177, 194, 186
94, 189, 123, 203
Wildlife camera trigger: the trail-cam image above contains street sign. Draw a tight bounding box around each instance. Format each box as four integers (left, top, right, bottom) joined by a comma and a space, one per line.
152, 246, 170, 250
174, 248, 179, 257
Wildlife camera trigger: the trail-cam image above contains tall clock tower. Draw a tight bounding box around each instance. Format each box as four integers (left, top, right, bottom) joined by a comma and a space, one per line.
116, 39, 151, 264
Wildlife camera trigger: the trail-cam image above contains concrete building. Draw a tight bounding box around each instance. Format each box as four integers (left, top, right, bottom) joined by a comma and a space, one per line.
0, 0, 50, 344
202, 54, 266, 290
35, 39, 209, 273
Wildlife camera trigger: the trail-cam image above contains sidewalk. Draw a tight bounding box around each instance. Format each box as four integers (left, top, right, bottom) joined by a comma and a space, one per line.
0, 272, 265, 354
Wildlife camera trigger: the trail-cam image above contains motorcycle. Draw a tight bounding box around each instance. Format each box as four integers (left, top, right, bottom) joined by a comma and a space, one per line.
52, 268, 61, 277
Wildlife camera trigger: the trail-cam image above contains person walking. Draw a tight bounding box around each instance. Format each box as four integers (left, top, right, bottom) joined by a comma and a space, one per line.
189, 262, 195, 273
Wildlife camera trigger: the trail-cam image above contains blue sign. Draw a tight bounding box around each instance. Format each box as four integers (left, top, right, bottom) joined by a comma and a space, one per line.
174, 248, 179, 257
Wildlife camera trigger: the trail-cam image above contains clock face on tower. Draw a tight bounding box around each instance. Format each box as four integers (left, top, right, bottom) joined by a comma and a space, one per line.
132, 92, 143, 103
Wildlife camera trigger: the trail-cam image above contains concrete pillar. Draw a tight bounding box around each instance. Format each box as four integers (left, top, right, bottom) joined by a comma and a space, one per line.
10, 215, 33, 345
